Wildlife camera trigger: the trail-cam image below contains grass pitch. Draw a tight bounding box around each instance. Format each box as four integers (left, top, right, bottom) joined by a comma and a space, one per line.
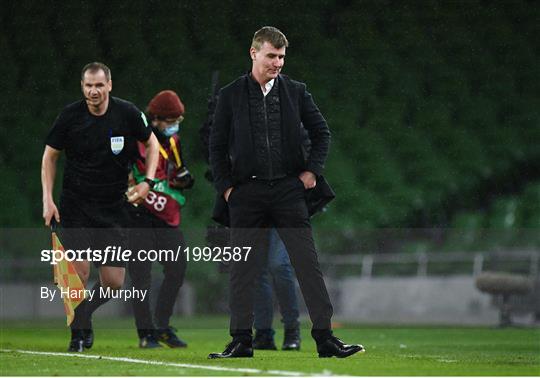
1, 317, 539, 376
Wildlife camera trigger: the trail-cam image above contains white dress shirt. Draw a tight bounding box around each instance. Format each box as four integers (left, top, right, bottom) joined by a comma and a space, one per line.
261, 79, 275, 97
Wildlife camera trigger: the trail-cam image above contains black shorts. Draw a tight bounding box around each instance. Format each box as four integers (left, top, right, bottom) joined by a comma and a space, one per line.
58, 194, 131, 268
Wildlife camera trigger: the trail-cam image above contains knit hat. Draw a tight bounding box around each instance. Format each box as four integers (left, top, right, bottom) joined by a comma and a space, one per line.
147, 90, 185, 118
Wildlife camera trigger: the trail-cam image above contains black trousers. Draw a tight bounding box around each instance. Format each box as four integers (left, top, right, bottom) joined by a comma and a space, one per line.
127, 207, 187, 336
227, 176, 333, 341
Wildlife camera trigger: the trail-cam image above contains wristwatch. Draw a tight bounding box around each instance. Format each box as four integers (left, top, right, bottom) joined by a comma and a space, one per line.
143, 177, 156, 189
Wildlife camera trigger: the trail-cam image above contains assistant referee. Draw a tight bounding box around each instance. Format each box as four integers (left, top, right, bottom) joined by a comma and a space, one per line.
41, 62, 160, 352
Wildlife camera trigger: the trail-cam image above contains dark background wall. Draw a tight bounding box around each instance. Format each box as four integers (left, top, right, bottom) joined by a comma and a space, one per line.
1, 0, 539, 246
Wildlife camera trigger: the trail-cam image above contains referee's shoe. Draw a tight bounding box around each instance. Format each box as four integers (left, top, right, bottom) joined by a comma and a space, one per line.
68, 330, 84, 353
82, 319, 94, 349
83, 325, 94, 349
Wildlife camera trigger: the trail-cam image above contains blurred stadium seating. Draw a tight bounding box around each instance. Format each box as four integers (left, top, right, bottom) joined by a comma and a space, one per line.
1, 0, 538, 251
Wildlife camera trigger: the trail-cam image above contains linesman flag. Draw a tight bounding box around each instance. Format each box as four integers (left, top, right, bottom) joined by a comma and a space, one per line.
51, 223, 85, 326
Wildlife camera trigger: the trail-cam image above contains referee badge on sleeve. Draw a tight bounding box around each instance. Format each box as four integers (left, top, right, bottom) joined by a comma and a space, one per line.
110, 136, 124, 155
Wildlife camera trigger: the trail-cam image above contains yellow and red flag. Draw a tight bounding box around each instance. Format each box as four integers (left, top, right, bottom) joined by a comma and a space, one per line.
52, 231, 85, 326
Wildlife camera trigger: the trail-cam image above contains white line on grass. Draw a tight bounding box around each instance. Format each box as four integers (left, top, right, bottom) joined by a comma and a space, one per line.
402, 354, 458, 363
1, 349, 338, 376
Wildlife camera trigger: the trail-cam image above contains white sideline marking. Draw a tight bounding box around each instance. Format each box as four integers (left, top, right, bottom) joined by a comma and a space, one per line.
0, 349, 325, 376
403, 354, 458, 363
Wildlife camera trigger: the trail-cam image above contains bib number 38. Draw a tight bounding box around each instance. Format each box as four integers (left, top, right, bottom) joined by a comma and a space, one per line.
145, 191, 167, 211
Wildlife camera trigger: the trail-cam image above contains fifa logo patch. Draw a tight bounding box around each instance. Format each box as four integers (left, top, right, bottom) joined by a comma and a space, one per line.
110, 136, 124, 155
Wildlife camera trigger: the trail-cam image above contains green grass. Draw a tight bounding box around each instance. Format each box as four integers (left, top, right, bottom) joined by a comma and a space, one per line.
1, 317, 539, 376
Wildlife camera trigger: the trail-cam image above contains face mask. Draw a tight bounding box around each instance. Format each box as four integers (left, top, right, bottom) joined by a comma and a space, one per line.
162, 122, 179, 137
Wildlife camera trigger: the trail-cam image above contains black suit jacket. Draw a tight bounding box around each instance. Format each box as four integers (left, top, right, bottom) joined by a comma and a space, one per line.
209, 74, 334, 225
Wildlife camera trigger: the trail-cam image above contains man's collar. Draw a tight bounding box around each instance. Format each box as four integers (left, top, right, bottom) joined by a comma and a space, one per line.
247, 72, 277, 96
262, 79, 275, 96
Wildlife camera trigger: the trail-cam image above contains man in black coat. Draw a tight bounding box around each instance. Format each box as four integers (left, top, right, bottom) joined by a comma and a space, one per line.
208, 26, 364, 359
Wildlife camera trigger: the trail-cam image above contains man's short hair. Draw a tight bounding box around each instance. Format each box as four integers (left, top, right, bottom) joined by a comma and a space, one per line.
251, 26, 289, 51
81, 62, 111, 81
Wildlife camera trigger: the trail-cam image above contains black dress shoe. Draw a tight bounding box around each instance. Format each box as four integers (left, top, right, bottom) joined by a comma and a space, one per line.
208, 340, 253, 359
253, 329, 277, 350
317, 336, 365, 358
282, 328, 301, 351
